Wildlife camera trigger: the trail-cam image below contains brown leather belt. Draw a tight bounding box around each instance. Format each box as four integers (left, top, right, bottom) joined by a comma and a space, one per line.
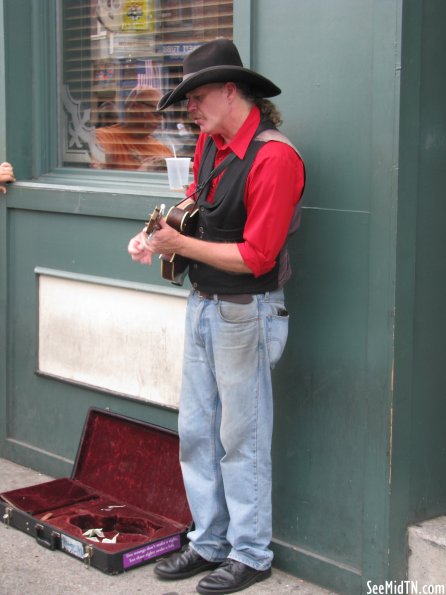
196, 291, 253, 304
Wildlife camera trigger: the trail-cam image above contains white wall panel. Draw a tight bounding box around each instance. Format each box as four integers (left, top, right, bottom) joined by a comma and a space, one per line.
37, 271, 187, 408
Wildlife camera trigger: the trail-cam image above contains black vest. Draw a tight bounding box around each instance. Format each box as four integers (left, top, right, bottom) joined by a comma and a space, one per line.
188, 121, 298, 294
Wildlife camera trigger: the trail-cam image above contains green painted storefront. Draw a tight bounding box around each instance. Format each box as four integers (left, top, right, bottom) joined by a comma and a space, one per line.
1, 1, 445, 593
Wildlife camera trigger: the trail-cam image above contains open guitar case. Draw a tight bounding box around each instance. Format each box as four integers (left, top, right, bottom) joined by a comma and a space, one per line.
0, 408, 192, 574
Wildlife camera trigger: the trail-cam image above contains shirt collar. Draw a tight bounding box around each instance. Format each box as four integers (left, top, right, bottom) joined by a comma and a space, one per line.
212, 106, 261, 159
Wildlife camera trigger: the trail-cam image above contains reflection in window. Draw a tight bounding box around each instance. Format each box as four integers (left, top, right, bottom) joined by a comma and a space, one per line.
60, 0, 233, 171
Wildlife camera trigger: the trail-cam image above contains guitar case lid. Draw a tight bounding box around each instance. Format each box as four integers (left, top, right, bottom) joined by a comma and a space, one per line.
0, 408, 191, 574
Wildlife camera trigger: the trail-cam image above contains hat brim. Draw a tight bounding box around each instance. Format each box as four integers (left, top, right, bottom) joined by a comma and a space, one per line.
157, 66, 281, 111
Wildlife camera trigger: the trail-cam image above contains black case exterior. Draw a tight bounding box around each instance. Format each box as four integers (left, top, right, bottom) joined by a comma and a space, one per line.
1, 501, 188, 573
0, 408, 192, 574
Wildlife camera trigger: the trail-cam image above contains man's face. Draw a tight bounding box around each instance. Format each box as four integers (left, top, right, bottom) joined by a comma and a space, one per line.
185, 83, 229, 137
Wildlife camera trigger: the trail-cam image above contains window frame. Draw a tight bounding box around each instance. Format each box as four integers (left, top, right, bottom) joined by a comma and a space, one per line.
7, 0, 251, 196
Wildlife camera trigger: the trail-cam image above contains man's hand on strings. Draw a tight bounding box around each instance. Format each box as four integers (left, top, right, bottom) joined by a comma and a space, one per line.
127, 231, 155, 265
127, 219, 183, 266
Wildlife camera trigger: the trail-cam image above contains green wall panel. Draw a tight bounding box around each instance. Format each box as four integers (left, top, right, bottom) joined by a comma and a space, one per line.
389, 0, 446, 581
273, 208, 369, 570
394, 0, 446, 522
253, 0, 401, 590
4, 204, 179, 476
254, 0, 384, 214
409, 0, 446, 521
3, 0, 35, 179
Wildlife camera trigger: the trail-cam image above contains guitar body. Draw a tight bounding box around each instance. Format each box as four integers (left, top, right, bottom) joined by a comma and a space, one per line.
143, 197, 199, 286
161, 198, 199, 285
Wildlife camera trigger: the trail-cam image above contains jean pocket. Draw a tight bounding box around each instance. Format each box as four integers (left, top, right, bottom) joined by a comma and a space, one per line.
266, 309, 289, 368
218, 299, 258, 323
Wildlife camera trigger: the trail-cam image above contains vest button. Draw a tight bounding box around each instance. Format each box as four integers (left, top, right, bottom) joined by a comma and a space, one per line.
193, 282, 197, 288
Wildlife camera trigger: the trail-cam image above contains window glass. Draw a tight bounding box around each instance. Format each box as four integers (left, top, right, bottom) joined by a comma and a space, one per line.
60, 0, 233, 171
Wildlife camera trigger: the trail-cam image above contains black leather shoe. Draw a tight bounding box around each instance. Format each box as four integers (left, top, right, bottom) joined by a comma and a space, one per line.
154, 546, 221, 580
196, 559, 272, 594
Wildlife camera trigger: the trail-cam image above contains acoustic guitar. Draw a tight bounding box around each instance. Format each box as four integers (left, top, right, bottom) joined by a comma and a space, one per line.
143, 197, 199, 286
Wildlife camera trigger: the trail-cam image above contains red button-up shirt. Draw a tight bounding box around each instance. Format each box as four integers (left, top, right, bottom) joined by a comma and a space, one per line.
187, 106, 305, 278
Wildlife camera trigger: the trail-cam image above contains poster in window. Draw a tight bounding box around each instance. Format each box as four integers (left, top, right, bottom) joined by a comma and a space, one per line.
123, 0, 154, 32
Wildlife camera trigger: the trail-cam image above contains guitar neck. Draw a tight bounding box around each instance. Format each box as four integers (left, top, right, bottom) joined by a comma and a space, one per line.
143, 204, 165, 237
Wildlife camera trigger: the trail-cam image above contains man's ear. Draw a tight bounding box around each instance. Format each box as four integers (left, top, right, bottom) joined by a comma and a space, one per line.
225, 82, 238, 102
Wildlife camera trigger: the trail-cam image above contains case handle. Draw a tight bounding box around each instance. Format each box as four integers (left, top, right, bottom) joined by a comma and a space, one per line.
35, 523, 59, 550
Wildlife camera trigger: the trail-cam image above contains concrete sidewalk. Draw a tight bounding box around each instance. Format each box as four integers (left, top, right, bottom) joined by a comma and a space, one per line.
0, 458, 335, 595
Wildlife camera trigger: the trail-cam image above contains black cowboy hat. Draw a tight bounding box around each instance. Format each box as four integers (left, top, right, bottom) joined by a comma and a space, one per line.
157, 38, 281, 111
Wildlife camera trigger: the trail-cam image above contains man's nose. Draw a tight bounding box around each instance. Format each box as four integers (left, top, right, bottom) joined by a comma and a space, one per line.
186, 98, 196, 113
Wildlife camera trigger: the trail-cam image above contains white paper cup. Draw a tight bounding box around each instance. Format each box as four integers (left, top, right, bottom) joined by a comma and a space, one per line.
165, 157, 191, 190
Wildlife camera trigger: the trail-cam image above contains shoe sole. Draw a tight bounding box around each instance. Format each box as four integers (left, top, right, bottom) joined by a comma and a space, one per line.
154, 562, 220, 580
196, 567, 272, 594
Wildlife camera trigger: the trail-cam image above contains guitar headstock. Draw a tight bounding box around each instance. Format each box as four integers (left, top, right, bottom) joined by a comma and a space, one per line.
143, 204, 165, 238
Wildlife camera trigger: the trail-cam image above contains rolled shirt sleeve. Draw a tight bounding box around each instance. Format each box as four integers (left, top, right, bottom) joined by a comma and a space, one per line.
237, 142, 305, 277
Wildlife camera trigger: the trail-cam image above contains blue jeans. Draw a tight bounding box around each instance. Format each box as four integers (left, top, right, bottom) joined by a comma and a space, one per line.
178, 289, 289, 571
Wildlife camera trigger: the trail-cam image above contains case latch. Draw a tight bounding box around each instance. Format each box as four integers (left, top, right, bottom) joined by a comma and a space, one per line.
83, 544, 94, 569
2, 506, 13, 527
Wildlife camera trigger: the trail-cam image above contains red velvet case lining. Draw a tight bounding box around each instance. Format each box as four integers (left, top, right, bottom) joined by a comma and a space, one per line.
1, 409, 191, 553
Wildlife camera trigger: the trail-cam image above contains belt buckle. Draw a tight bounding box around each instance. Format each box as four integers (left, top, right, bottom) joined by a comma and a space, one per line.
197, 290, 212, 300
